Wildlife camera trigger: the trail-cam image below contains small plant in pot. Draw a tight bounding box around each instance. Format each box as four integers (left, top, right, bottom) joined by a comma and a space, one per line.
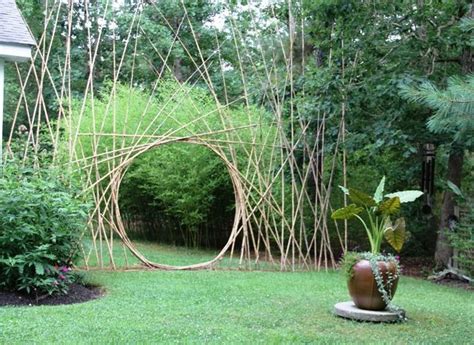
332, 177, 423, 312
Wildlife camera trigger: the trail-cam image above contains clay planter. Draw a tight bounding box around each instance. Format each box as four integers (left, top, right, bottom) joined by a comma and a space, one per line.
348, 259, 399, 311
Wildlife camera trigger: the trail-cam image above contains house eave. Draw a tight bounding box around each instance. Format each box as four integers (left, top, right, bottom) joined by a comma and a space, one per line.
0, 43, 33, 63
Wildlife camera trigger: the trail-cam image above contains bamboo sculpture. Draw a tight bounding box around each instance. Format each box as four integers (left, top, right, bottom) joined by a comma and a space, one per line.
6, 0, 349, 271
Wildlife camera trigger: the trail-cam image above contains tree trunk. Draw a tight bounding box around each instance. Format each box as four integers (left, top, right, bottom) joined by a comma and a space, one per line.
173, 58, 184, 83
435, 151, 463, 268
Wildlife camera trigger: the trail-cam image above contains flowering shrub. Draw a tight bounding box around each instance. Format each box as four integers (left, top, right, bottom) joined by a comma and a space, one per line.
0, 163, 90, 297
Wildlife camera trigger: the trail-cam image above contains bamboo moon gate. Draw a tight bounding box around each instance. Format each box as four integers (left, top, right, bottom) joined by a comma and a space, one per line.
7, 1, 349, 271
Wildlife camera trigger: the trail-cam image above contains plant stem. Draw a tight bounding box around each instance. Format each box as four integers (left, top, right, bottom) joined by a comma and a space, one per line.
354, 213, 375, 252
366, 208, 379, 253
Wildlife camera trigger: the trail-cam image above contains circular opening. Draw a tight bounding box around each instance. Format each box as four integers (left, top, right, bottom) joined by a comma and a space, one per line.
112, 139, 244, 269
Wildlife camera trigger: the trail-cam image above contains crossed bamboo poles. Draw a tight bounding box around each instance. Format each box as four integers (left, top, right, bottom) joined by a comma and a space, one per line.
6, 0, 351, 271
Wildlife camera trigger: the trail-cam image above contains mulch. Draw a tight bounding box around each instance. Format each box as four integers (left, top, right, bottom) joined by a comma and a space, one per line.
0, 284, 104, 307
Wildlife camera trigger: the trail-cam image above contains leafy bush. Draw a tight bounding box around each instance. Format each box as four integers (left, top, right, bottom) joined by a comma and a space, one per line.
0, 163, 90, 297
448, 195, 474, 278
450, 206, 474, 278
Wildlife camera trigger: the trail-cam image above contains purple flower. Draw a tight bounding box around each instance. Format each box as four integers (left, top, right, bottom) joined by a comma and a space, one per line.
58, 274, 66, 280
395, 255, 400, 261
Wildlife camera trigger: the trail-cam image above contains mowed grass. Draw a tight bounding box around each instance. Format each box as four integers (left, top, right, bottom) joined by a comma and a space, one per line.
1, 243, 473, 344
79, 238, 278, 270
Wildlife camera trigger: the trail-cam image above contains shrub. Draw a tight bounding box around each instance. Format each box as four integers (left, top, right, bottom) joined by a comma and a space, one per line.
449, 199, 474, 278
0, 163, 90, 297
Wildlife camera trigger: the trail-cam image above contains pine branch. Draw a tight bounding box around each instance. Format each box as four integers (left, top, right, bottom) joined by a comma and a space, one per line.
399, 75, 474, 144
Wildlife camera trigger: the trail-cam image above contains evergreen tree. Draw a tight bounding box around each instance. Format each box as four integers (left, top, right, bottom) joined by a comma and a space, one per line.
401, 74, 474, 268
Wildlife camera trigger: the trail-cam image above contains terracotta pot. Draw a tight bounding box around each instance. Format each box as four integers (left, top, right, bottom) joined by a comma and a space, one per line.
348, 259, 399, 311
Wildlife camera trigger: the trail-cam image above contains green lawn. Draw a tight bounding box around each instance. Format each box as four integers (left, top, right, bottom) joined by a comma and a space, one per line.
80, 238, 279, 270
1, 244, 473, 344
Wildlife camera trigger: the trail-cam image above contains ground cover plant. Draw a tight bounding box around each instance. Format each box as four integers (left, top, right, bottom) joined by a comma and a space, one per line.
0, 245, 473, 344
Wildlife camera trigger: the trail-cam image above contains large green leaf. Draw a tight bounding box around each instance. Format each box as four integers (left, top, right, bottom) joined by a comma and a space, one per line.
331, 204, 363, 220
338, 185, 349, 195
447, 180, 463, 197
378, 197, 400, 215
373, 176, 385, 203
384, 217, 406, 252
348, 188, 376, 207
385, 190, 423, 203
34, 262, 45, 275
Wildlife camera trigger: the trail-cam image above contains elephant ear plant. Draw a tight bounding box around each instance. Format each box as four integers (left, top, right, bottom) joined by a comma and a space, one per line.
332, 176, 423, 254
332, 177, 423, 313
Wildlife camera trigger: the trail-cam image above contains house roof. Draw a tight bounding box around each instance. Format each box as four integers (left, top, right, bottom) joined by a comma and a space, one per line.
0, 0, 36, 47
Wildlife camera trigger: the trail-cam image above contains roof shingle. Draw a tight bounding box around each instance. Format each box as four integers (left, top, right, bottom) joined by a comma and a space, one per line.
0, 0, 36, 46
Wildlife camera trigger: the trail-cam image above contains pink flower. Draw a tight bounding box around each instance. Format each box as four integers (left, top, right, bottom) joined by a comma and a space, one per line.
58, 274, 66, 280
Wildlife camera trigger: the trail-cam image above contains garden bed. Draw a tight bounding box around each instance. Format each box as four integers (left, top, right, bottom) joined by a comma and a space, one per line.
0, 284, 103, 307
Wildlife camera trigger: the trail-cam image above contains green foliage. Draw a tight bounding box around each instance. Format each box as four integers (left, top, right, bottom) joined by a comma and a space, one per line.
301, 0, 471, 153
400, 75, 474, 148
71, 82, 275, 247
330, 204, 362, 220
373, 176, 386, 203
378, 197, 401, 216
449, 207, 474, 278
384, 191, 425, 203
0, 163, 90, 296
384, 218, 406, 253
347, 188, 376, 207
338, 251, 361, 279
121, 144, 234, 247
332, 176, 422, 253
300, 1, 471, 257
447, 178, 474, 278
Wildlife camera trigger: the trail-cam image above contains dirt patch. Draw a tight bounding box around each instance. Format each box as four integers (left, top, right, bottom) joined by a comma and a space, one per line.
0, 284, 104, 307
399, 257, 435, 278
432, 278, 473, 291
400, 257, 472, 291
